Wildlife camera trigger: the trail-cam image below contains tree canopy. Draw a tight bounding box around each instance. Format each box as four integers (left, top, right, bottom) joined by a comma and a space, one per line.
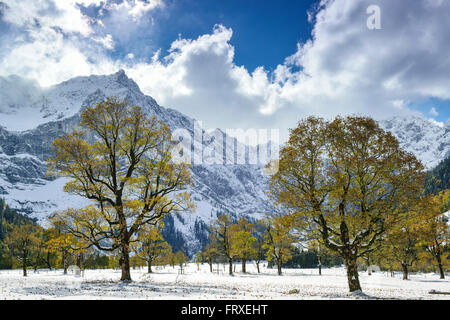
269, 116, 425, 291
48, 97, 194, 281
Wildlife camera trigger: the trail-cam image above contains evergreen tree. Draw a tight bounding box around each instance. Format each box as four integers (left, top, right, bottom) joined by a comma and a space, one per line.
425, 156, 450, 195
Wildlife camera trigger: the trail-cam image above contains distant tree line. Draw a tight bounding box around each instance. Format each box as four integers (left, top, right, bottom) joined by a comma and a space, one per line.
0, 199, 188, 275
199, 213, 344, 276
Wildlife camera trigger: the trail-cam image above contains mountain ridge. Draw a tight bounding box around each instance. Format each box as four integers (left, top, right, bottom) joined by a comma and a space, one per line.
0, 70, 274, 254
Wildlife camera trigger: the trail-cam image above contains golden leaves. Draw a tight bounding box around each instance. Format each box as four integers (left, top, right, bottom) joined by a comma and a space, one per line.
46, 97, 194, 255
271, 116, 426, 254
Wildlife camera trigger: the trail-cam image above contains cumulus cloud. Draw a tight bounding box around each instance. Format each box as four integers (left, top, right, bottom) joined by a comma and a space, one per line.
106, 0, 164, 21
92, 34, 115, 50
1, 0, 97, 36
0, 0, 449, 136
0, 0, 162, 86
120, 0, 450, 132
283, 0, 450, 114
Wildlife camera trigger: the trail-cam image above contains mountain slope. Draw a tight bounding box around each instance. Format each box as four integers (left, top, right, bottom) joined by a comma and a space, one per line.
379, 116, 450, 169
0, 70, 274, 254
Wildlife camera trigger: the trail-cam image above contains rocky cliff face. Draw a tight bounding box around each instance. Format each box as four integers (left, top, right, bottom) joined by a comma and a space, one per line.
379, 116, 450, 169
0, 70, 448, 254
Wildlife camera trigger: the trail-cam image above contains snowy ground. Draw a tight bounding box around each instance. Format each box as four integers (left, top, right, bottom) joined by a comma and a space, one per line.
0, 263, 449, 300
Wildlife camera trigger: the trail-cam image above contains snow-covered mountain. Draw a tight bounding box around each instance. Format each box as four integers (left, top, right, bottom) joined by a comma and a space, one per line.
0, 70, 449, 253
379, 116, 450, 169
0, 70, 275, 254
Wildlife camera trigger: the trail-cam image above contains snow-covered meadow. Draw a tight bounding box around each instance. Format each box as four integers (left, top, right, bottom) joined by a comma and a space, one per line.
0, 263, 448, 300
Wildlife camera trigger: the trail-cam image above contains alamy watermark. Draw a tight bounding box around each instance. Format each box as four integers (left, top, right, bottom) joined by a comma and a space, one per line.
367, 4, 381, 30
171, 121, 280, 175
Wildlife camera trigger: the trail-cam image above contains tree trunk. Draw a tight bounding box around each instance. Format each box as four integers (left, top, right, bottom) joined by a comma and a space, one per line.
318, 254, 322, 276
209, 261, 213, 273
277, 259, 282, 276
76, 253, 85, 270
436, 254, 445, 279
46, 251, 52, 270
317, 246, 322, 276
22, 249, 27, 277
344, 256, 361, 292
401, 263, 408, 280
63, 251, 68, 275
438, 263, 445, 279
242, 259, 246, 273
33, 250, 41, 272
228, 258, 233, 275
147, 260, 152, 273
256, 261, 260, 273
119, 243, 132, 281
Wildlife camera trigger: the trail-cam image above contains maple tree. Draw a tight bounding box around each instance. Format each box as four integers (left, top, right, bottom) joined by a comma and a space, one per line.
48, 97, 193, 281
270, 116, 424, 291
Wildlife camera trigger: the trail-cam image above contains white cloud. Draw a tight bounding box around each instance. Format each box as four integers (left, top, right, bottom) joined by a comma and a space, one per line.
0, 0, 165, 86
119, 0, 450, 132
0, 26, 115, 86
92, 34, 115, 50
106, 0, 164, 21
1, 0, 95, 36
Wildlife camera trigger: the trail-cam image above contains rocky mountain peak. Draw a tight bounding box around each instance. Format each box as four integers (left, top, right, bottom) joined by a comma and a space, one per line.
379, 115, 450, 169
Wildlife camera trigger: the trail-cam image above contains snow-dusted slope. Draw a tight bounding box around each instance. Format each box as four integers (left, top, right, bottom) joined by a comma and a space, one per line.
0, 70, 274, 254
379, 116, 450, 169
0, 71, 146, 131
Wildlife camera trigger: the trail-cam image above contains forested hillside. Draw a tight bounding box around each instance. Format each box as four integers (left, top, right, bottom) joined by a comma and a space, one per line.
425, 156, 450, 195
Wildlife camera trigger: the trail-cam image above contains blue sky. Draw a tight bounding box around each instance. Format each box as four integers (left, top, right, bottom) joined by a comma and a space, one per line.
0, 0, 449, 130
77, 0, 316, 70
150, 0, 316, 71
410, 99, 450, 125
